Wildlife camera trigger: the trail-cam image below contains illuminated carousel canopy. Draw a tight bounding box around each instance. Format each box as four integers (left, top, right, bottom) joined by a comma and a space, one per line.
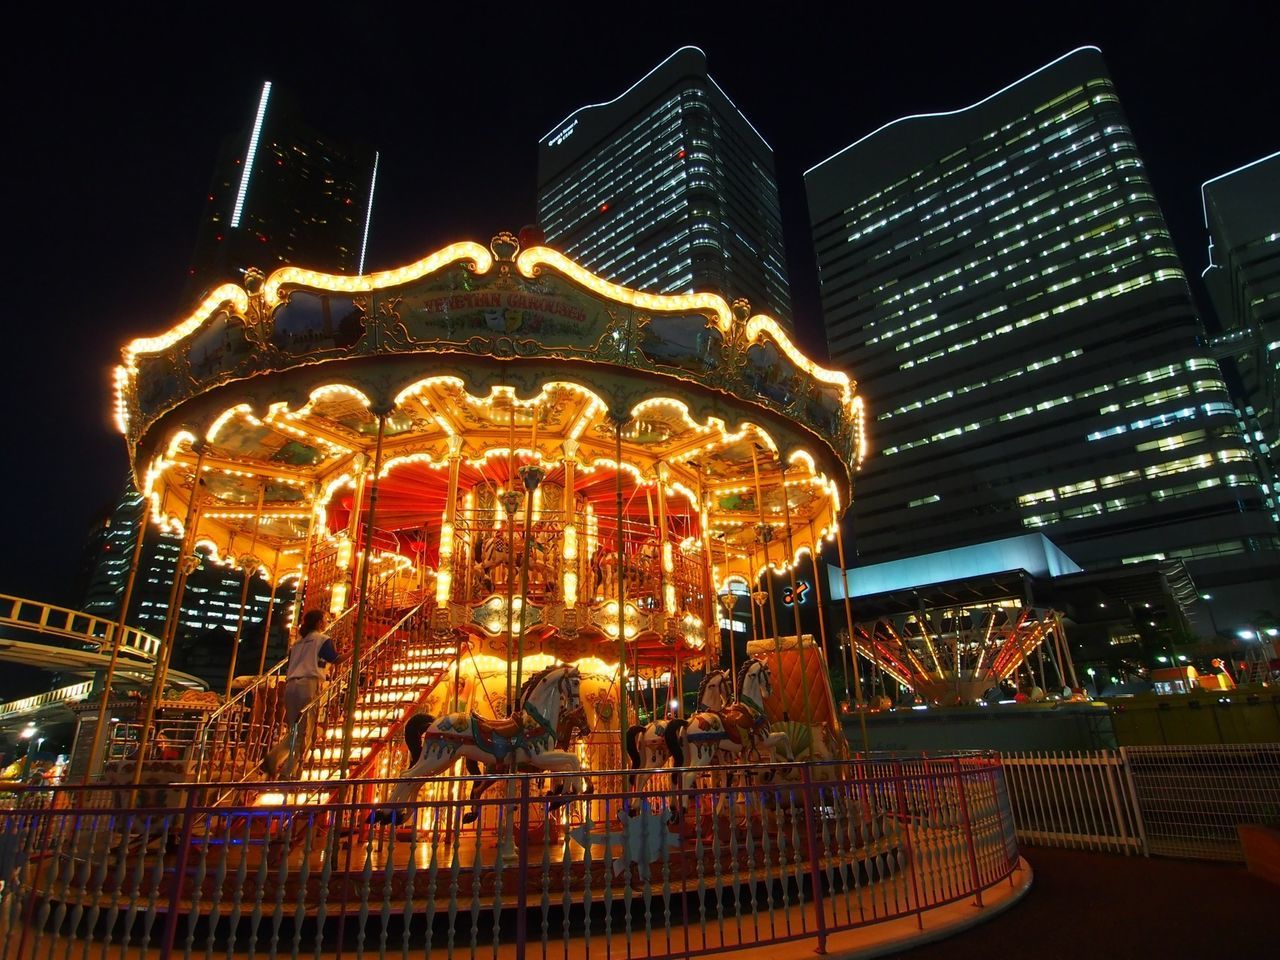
114, 232, 866, 661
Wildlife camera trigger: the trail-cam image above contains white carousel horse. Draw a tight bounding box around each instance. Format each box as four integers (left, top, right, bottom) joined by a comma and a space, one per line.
664, 659, 795, 821
624, 669, 732, 805
381, 664, 589, 822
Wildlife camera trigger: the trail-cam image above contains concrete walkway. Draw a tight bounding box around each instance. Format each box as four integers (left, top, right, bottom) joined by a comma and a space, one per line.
894, 846, 1274, 957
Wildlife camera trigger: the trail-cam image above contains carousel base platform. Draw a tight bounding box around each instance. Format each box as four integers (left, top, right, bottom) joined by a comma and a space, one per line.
4, 856, 1030, 960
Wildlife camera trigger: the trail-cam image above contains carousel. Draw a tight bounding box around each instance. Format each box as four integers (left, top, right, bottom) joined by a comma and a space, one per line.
100, 227, 866, 826
0, 229, 1029, 957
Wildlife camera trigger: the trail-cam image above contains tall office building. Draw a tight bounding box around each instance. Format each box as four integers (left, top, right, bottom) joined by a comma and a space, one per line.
188, 81, 379, 296
1202, 152, 1280, 503
537, 46, 791, 325
806, 47, 1280, 627
81, 482, 292, 687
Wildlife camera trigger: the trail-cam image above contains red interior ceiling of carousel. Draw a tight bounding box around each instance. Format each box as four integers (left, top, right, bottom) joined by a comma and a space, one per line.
329, 460, 698, 556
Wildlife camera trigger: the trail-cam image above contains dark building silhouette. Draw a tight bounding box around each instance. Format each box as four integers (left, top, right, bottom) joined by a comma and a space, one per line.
806, 46, 1280, 630
1202, 151, 1280, 521
81, 481, 293, 688
187, 81, 379, 298
537, 46, 791, 325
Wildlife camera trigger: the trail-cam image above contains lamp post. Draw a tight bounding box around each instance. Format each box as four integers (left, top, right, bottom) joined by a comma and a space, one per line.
1200, 593, 1219, 637
18, 724, 36, 781
1085, 667, 1099, 697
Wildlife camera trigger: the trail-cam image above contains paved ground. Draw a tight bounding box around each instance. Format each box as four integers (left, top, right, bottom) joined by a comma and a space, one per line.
895, 846, 1274, 957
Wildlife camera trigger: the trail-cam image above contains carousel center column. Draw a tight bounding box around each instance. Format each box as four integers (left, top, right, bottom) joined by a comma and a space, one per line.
560, 439, 579, 632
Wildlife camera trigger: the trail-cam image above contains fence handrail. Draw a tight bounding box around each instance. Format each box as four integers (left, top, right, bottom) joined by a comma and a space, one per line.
0, 592, 161, 660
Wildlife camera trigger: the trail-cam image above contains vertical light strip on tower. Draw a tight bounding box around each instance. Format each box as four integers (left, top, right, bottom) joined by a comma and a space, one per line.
229, 80, 273, 229
358, 150, 379, 275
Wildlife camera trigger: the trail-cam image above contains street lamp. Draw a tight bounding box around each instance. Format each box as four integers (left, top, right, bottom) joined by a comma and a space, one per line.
1086, 666, 1099, 695
1201, 593, 1219, 636
19, 724, 37, 781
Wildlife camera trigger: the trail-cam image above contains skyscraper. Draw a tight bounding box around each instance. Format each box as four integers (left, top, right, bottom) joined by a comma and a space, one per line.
1202, 152, 1280, 506
537, 46, 791, 324
81, 482, 292, 688
188, 81, 379, 296
806, 46, 1280, 626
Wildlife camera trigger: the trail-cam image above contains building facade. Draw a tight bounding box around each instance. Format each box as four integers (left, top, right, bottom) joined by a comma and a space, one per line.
1202, 152, 1280, 514
806, 47, 1280, 629
188, 81, 379, 297
537, 46, 791, 324
81, 483, 292, 688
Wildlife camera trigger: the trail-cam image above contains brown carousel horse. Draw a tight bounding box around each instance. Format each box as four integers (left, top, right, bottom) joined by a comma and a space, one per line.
663, 659, 794, 822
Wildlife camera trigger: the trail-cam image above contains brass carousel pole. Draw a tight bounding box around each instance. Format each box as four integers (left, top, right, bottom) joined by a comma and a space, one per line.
807, 518, 835, 684
503, 399, 519, 712
132, 442, 208, 788
339, 411, 387, 779
513, 405, 543, 710
611, 412, 629, 758
83, 485, 150, 784
224, 482, 266, 698
778, 459, 816, 728
697, 469, 719, 664
749, 445, 785, 652
833, 520, 870, 754
256, 565, 281, 675
292, 502, 317, 628
439, 436, 464, 710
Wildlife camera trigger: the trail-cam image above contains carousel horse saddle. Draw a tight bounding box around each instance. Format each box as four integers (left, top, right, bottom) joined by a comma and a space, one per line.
718, 704, 768, 746
470, 715, 529, 760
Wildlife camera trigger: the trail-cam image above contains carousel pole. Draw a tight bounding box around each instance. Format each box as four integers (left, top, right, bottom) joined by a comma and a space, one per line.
778, 459, 816, 728
513, 406, 543, 711
83, 484, 150, 784
560, 440, 579, 612
696, 470, 715, 657
654, 462, 677, 634
255, 566, 281, 675
807, 518, 835, 683
338, 411, 387, 779
438, 437, 464, 709
132, 441, 208, 788
292, 502, 317, 627
833, 517, 870, 754
611, 412, 630, 758
749, 445, 785, 653
504, 398, 518, 712
224, 482, 266, 698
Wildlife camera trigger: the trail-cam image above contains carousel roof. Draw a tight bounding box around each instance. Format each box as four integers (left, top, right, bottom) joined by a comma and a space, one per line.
114, 233, 866, 584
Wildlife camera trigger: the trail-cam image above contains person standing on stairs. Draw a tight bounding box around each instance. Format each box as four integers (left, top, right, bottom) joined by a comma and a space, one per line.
263, 609, 339, 778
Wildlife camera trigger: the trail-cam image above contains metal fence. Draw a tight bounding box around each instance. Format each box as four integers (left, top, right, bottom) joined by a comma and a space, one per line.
1001, 751, 1145, 855
999, 743, 1280, 861
0, 755, 1018, 959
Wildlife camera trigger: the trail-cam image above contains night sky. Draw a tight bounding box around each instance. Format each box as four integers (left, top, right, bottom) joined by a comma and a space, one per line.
3, 2, 1274, 609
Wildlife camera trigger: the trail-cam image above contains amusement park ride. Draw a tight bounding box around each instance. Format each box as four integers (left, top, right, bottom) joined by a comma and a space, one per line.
0, 231, 1025, 959
98, 229, 864, 800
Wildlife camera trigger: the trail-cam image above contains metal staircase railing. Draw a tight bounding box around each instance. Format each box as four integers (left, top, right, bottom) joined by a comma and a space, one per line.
298, 603, 457, 787
186, 601, 359, 786
187, 565, 400, 787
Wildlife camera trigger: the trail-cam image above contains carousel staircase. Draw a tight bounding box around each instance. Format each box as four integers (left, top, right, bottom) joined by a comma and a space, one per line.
294, 612, 457, 785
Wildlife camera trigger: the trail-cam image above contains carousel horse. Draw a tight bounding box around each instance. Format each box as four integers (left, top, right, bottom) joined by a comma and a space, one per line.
624, 669, 732, 809
663, 659, 794, 822
405, 694, 591, 825
379, 664, 589, 823
473, 531, 515, 593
